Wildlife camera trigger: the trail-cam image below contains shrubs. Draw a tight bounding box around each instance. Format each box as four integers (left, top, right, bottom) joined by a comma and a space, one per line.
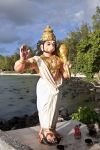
72, 106, 99, 125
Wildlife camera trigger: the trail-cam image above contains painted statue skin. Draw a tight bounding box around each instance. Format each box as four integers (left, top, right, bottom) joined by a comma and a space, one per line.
14, 26, 71, 145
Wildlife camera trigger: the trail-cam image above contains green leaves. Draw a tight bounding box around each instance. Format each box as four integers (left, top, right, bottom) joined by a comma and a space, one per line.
72, 106, 99, 124
0, 53, 19, 71
75, 30, 100, 79
63, 7, 100, 80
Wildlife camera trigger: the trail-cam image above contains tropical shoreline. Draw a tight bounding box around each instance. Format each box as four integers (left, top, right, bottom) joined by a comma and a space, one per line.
0, 71, 87, 77
0, 72, 39, 76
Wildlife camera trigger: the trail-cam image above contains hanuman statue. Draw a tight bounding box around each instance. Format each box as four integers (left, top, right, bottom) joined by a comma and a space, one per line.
14, 25, 71, 145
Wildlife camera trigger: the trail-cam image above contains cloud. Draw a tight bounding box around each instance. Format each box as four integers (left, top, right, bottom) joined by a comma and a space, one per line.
75, 10, 84, 19
0, 0, 99, 27
87, 0, 100, 9
0, 0, 99, 26
0, 23, 20, 44
0, 0, 39, 25
0, 32, 19, 44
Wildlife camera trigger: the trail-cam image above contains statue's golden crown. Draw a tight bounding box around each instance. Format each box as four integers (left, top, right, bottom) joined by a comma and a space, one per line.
41, 25, 56, 41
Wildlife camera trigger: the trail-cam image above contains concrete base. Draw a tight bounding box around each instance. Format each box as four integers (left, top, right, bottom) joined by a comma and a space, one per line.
0, 130, 32, 150
5, 120, 100, 150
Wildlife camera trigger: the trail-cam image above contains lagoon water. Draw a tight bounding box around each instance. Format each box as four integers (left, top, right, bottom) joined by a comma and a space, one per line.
0, 75, 39, 120
0, 75, 96, 121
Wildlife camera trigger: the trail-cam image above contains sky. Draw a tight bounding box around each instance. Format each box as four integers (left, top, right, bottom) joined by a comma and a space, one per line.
0, 0, 100, 56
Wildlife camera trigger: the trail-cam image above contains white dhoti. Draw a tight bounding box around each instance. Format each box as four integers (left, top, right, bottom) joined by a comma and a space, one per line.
34, 56, 62, 129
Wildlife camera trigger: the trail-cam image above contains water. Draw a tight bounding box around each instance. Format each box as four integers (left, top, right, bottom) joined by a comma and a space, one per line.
0, 75, 39, 120
0, 75, 98, 121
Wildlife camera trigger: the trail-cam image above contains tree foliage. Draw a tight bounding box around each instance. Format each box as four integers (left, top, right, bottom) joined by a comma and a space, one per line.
0, 53, 20, 71
63, 6, 100, 79
76, 30, 100, 79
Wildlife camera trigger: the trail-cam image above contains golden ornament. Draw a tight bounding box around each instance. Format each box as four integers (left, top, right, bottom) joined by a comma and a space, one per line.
59, 44, 68, 63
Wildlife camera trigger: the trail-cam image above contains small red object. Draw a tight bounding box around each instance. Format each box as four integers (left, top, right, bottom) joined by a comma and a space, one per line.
74, 125, 81, 139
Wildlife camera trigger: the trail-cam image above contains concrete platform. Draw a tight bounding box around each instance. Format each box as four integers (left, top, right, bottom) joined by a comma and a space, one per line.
6, 120, 100, 150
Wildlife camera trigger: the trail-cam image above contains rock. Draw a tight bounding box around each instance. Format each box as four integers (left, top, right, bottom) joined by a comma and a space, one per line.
0, 112, 39, 131
59, 107, 71, 120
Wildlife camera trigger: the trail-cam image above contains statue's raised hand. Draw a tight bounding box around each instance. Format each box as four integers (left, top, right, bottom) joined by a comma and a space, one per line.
20, 45, 30, 61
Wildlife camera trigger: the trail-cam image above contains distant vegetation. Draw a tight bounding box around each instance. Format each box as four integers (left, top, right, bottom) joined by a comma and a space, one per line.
63, 6, 100, 80
0, 7, 100, 80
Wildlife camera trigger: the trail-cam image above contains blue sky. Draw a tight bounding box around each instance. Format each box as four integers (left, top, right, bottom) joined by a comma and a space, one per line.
0, 0, 100, 56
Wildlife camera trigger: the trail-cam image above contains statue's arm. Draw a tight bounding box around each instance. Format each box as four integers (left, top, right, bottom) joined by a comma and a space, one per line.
14, 57, 39, 73
14, 44, 39, 74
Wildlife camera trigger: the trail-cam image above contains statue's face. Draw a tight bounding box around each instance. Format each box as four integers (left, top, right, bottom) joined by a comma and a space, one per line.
41, 40, 56, 54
